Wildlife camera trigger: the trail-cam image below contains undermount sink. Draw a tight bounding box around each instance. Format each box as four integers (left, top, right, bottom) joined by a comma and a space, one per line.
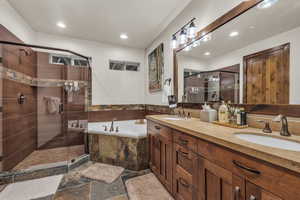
235, 133, 300, 152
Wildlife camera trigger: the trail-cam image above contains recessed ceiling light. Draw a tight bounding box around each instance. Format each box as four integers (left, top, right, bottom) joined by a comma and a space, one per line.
229, 31, 239, 37
57, 22, 66, 29
257, 0, 278, 9
120, 34, 128, 40
204, 52, 211, 56
249, 26, 255, 29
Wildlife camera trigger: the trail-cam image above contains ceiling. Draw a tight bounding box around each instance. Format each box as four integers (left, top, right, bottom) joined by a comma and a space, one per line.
179, 0, 300, 61
8, 0, 191, 48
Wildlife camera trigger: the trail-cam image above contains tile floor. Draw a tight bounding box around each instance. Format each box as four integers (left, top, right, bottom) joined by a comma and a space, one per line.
1, 161, 172, 200
13, 145, 85, 171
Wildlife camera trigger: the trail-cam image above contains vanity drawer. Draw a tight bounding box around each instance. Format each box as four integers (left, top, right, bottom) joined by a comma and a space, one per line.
173, 144, 198, 175
173, 164, 194, 200
173, 130, 197, 152
197, 138, 300, 200
148, 121, 172, 140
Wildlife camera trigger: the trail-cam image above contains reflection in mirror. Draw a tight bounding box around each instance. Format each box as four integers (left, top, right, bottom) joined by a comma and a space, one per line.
176, 0, 300, 105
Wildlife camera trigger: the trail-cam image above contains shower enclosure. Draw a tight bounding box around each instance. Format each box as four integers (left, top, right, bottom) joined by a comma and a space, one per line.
0, 38, 91, 172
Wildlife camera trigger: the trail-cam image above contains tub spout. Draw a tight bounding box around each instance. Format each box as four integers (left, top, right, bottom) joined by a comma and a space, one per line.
110, 118, 117, 132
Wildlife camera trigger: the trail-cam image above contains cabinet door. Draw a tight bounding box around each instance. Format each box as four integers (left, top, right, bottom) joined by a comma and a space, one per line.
198, 157, 232, 200
173, 144, 198, 200
160, 134, 173, 193
149, 133, 161, 176
148, 128, 173, 193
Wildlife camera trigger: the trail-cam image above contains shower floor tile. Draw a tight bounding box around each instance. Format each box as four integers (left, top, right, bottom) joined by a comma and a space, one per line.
14, 145, 85, 170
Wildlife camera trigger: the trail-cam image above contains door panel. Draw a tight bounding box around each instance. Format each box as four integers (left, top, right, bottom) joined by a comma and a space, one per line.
244, 43, 289, 104
198, 157, 233, 200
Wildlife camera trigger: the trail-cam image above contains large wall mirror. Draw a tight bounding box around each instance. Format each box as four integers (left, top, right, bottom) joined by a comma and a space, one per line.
176, 0, 300, 106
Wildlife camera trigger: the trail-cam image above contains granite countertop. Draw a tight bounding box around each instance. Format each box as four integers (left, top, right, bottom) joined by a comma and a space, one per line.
146, 115, 300, 174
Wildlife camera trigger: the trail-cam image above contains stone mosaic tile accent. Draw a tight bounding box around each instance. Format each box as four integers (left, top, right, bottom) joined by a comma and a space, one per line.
0, 66, 88, 88
88, 104, 171, 114
88, 104, 146, 112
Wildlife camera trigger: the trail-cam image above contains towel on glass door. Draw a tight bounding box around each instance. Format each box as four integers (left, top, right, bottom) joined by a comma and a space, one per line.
44, 96, 61, 114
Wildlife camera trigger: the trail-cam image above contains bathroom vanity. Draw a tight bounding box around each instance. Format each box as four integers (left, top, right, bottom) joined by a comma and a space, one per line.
147, 115, 300, 200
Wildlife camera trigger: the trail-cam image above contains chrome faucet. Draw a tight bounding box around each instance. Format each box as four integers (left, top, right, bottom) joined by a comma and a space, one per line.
273, 115, 291, 136
110, 118, 117, 132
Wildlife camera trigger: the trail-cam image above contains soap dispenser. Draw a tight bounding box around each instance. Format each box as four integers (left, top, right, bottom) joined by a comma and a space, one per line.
218, 101, 229, 123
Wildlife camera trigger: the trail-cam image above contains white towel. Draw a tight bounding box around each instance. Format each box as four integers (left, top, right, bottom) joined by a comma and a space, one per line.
162, 82, 172, 104
44, 96, 61, 114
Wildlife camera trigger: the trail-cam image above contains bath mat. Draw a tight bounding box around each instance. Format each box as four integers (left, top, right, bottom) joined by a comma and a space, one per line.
0, 175, 63, 200
125, 173, 174, 200
81, 163, 124, 184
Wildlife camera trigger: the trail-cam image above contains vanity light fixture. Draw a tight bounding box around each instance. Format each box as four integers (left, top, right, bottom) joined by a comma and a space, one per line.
229, 31, 239, 37
179, 29, 187, 45
257, 0, 279, 9
120, 33, 128, 40
170, 18, 196, 49
57, 22, 66, 29
171, 35, 178, 49
187, 21, 196, 39
204, 52, 211, 56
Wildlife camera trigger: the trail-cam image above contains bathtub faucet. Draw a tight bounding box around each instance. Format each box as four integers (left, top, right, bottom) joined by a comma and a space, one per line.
110, 118, 117, 132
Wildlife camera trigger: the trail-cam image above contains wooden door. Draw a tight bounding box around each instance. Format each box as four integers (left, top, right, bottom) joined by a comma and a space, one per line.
198, 157, 233, 200
243, 43, 290, 104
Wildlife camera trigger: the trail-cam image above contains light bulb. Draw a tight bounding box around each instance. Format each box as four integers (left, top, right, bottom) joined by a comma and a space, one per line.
187, 21, 196, 39
171, 35, 177, 49
180, 29, 187, 45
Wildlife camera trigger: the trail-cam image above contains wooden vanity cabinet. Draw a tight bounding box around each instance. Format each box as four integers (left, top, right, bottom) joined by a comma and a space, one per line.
148, 121, 173, 193
148, 120, 298, 200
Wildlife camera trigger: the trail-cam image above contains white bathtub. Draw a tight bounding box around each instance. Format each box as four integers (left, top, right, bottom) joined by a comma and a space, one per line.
88, 120, 147, 138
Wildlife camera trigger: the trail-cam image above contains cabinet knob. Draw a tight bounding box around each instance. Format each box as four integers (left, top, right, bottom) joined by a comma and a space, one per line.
249, 195, 256, 200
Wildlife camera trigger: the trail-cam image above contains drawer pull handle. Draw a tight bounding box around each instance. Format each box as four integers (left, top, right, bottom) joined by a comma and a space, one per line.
179, 178, 190, 188
179, 138, 188, 145
154, 126, 161, 130
234, 186, 240, 200
233, 160, 261, 175
249, 195, 256, 200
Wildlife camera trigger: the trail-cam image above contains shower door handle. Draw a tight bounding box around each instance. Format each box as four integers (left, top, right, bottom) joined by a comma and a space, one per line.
59, 103, 64, 114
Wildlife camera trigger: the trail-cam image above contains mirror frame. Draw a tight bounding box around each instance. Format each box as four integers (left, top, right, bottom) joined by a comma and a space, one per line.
173, 0, 300, 117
